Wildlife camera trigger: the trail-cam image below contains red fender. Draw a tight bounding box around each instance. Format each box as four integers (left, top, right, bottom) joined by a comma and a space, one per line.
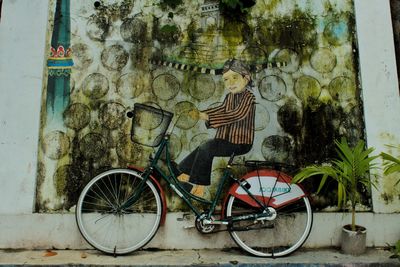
127, 165, 167, 226
221, 169, 308, 218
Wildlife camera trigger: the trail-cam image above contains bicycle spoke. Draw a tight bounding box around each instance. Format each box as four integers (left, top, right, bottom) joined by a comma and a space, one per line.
226, 195, 312, 257
76, 169, 162, 255
93, 182, 117, 209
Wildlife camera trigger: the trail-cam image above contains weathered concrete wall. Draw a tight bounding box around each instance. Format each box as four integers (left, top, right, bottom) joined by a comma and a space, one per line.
391, 0, 400, 84
356, 0, 400, 213
0, 0, 48, 214
0, 0, 399, 250
0, 213, 399, 249
37, 0, 367, 213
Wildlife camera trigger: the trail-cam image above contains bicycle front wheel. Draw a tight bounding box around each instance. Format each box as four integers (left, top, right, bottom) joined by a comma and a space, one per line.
225, 195, 312, 257
76, 169, 162, 255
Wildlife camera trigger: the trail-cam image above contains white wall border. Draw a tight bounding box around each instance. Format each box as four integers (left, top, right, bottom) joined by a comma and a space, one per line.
0, 0, 399, 249
355, 0, 400, 213
0, 0, 49, 214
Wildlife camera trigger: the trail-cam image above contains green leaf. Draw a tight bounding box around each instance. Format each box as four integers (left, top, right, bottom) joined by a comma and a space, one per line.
381, 150, 400, 185
293, 138, 378, 216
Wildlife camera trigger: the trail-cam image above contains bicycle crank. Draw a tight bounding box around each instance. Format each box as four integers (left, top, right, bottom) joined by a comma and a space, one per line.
195, 212, 216, 234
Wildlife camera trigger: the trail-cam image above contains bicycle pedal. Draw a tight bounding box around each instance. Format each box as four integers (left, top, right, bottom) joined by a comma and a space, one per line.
177, 213, 193, 221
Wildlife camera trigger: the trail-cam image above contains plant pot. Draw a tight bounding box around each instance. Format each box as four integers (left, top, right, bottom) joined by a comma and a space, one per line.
341, 224, 367, 255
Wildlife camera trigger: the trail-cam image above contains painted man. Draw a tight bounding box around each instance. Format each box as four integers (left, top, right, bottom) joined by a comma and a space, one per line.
177, 59, 256, 197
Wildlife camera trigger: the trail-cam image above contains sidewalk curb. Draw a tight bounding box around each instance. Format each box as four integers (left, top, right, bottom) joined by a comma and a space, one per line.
0, 248, 399, 267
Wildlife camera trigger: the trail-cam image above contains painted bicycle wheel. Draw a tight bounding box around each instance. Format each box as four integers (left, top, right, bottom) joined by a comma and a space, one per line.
76, 169, 162, 255
225, 188, 312, 257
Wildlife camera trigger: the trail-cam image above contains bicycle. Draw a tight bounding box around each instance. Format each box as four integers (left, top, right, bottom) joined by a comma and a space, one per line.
75, 103, 313, 257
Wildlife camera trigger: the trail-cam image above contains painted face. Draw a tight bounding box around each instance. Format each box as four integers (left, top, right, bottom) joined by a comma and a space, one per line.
222, 70, 249, 94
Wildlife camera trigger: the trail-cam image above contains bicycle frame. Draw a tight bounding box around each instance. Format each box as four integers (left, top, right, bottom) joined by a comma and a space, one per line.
121, 134, 272, 224
76, 104, 313, 257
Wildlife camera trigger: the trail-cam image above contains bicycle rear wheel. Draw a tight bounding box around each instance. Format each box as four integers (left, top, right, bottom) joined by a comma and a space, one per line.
225, 195, 312, 257
76, 169, 162, 255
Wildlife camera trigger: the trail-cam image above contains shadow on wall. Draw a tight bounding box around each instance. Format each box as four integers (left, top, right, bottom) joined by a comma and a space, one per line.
0, 0, 3, 22
390, 0, 400, 87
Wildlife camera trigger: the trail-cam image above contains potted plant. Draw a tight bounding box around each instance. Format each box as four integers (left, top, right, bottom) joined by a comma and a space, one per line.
292, 138, 378, 255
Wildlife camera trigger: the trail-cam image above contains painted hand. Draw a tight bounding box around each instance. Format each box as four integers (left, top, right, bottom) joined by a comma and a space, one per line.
188, 109, 199, 119
198, 112, 209, 121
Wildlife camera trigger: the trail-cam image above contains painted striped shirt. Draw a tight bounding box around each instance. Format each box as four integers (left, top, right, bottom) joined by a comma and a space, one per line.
204, 88, 256, 145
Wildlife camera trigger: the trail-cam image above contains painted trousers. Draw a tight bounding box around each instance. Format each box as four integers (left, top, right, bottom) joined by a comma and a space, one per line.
178, 138, 252, 185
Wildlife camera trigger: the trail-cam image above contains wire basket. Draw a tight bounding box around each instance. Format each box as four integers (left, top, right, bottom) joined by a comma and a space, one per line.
129, 103, 173, 147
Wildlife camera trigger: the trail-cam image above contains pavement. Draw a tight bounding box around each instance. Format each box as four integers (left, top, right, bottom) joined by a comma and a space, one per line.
0, 248, 399, 267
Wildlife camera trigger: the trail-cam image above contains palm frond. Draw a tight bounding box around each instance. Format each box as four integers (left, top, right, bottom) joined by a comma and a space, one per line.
381, 152, 400, 175
381, 151, 400, 186
293, 138, 378, 228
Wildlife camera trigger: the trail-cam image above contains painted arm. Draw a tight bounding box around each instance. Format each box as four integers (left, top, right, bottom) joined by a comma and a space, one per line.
205, 93, 255, 128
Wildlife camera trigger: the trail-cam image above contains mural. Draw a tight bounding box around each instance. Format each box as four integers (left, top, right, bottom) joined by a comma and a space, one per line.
36, 0, 365, 212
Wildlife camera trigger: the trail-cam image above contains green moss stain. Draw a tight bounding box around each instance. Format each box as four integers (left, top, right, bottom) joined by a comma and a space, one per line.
160, 24, 179, 34
219, 0, 256, 18
261, 0, 280, 11
34, 162, 46, 212
221, 19, 251, 47
256, 8, 317, 55
159, 24, 181, 44
37, 0, 365, 212
160, 0, 183, 10
381, 192, 394, 205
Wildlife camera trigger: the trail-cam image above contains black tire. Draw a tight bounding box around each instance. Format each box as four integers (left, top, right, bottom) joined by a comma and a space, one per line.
225, 195, 313, 257
76, 169, 162, 255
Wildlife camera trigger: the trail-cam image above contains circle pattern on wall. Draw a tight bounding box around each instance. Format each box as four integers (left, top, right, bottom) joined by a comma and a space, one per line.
324, 20, 350, 45
274, 49, 300, 73
53, 164, 72, 196
277, 102, 302, 136
152, 73, 180, 101
239, 45, 268, 66
79, 133, 107, 159
71, 43, 93, 70
294, 75, 321, 103
63, 103, 91, 130
255, 104, 270, 131
116, 72, 146, 99
101, 44, 129, 71
86, 17, 108, 42
189, 133, 209, 152
174, 101, 199, 130
328, 76, 356, 103
261, 135, 292, 163
259, 75, 287, 102
169, 133, 182, 160
116, 134, 144, 162
99, 102, 126, 130
188, 74, 215, 101
310, 48, 337, 73
120, 17, 147, 43
42, 131, 70, 160
82, 73, 109, 99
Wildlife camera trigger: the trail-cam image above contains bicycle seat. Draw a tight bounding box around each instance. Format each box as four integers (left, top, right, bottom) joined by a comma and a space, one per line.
244, 160, 297, 172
